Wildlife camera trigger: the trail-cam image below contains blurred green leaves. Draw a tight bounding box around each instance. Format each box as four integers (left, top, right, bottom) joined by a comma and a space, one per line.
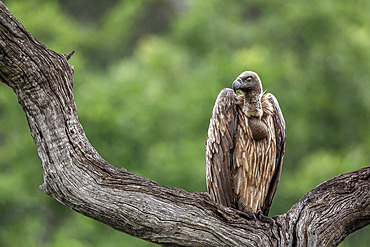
1, 0, 369, 246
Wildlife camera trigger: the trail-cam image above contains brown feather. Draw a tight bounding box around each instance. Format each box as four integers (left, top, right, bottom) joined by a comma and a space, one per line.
206, 88, 238, 208
261, 93, 286, 215
206, 84, 286, 216
232, 94, 277, 213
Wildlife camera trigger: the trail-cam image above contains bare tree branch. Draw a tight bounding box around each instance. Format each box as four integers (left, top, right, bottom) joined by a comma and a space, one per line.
0, 2, 368, 246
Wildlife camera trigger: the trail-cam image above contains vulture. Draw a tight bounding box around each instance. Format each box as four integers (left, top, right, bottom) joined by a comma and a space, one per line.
206, 71, 286, 216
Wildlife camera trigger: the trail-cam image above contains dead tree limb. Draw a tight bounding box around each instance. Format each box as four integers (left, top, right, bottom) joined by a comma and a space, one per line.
0, 2, 368, 246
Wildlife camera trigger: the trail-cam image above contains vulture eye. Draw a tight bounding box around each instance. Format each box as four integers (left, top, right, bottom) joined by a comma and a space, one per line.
246, 76, 253, 82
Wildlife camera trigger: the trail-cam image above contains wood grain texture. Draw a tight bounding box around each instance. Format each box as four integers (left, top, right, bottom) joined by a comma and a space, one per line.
0, 2, 368, 246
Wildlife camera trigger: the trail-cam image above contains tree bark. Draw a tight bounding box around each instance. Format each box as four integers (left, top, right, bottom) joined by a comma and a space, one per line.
0, 2, 369, 246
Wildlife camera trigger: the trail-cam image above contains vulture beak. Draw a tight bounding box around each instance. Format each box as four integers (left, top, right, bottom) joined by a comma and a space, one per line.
232, 78, 243, 92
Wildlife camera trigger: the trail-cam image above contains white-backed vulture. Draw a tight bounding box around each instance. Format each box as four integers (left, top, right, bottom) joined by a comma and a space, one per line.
206, 71, 286, 216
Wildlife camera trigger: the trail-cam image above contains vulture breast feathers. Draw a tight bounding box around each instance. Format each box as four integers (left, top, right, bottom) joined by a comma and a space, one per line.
206, 71, 286, 216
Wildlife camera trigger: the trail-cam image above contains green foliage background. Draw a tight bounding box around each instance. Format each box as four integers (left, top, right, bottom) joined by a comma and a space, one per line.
1, 0, 369, 246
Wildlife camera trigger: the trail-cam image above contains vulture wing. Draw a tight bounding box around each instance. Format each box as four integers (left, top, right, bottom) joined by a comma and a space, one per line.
261, 93, 286, 215
206, 88, 238, 208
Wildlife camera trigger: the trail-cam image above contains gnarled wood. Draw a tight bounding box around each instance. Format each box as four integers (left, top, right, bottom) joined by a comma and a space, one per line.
0, 2, 368, 246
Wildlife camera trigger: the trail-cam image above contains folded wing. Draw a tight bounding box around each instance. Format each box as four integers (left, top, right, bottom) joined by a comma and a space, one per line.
206, 88, 238, 207
261, 93, 286, 215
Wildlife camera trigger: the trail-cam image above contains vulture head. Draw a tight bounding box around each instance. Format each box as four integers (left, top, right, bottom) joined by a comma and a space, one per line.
233, 71, 264, 118
232, 71, 262, 95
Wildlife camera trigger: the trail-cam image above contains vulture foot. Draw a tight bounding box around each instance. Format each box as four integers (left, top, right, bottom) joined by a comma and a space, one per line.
255, 210, 276, 226
239, 209, 257, 221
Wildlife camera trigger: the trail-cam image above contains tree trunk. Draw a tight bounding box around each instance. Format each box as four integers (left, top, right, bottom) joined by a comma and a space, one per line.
0, 2, 368, 246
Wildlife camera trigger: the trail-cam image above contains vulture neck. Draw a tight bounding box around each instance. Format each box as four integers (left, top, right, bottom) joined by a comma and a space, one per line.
241, 91, 263, 118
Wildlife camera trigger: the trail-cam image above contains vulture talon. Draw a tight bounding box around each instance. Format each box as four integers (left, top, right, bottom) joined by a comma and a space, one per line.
238, 209, 257, 221
271, 214, 282, 227
255, 210, 275, 226
246, 210, 258, 221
